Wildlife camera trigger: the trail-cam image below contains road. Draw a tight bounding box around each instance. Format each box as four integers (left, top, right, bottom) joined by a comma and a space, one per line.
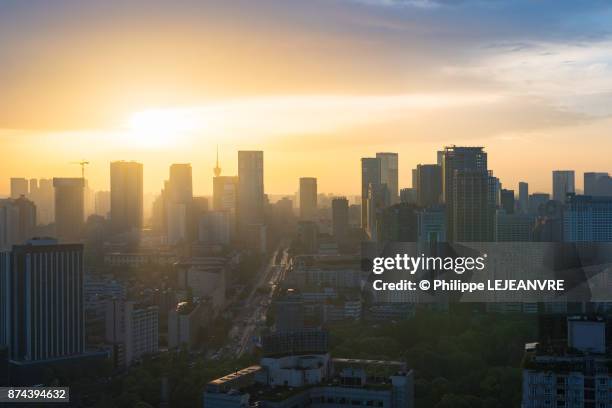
226, 244, 290, 358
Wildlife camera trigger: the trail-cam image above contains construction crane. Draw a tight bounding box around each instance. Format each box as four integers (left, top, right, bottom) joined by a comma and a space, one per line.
71, 160, 90, 179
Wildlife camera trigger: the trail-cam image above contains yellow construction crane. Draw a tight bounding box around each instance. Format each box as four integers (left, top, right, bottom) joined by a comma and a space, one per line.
71, 160, 90, 179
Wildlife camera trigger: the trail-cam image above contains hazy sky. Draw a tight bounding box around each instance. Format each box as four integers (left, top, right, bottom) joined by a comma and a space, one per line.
1, 0, 612, 196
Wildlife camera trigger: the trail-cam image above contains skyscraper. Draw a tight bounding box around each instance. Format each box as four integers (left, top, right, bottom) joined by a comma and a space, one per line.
518, 181, 529, 214
110, 161, 143, 235
213, 177, 238, 212
331, 197, 349, 242
584, 172, 612, 196
95, 191, 111, 218
237, 151, 264, 230
453, 169, 494, 242
166, 164, 193, 245
563, 194, 612, 242
361, 157, 381, 229
415, 164, 442, 208
552, 170, 575, 203
366, 183, 389, 241
500, 188, 515, 214
53, 178, 85, 242
29, 179, 54, 225
442, 146, 488, 241
9, 178, 28, 199
376, 152, 399, 205
0, 197, 36, 250
0, 238, 84, 362
299, 177, 317, 221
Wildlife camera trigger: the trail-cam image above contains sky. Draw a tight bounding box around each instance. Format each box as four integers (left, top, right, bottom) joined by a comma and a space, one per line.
1, 0, 612, 196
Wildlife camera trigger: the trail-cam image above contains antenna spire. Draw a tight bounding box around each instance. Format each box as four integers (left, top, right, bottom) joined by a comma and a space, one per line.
213, 146, 222, 177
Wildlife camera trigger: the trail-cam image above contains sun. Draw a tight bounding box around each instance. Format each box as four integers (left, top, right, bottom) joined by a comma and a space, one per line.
125, 108, 200, 148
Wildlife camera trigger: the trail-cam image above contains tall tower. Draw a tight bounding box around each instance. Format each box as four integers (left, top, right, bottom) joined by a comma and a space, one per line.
552, 170, 575, 203
299, 177, 318, 221
213, 146, 222, 178
0, 238, 85, 362
53, 178, 85, 242
237, 151, 264, 229
361, 157, 381, 230
110, 161, 143, 235
442, 146, 488, 241
376, 153, 399, 205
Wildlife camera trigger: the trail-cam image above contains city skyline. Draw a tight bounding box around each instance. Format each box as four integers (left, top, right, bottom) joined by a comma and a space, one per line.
2, 1, 612, 195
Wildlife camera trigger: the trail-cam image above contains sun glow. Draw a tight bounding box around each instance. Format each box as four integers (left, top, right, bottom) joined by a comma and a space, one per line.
125, 108, 201, 148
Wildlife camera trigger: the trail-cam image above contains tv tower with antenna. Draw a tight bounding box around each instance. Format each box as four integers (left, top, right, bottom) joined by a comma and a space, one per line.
213, 146, 222, 177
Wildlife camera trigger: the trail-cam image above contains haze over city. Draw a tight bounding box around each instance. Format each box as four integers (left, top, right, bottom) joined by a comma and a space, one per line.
2, 0, 612, 196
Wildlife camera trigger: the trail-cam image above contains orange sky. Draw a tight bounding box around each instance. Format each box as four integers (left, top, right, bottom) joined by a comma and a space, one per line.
1, 0, 612, 196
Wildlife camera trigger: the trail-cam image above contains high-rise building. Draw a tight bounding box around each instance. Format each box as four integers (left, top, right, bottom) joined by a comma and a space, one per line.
518, 182, 529, 214
452, 169, 494, 242
0, 238, 84, 362
417, 206, 446, 242
94, 190, 111, 218
500, 188, 515, 214
522, 317, 610, 408
495, 211, 534, 241
400, 188, 417, 204
378, 203, 419, 242
563, 194, 612, 242
366, 183, 390, 241
110, 161, 143, 235
528, 193, 550, 215
361, 157, 381, 229
441, 146, 488, 241
331, 197, 349, 242
415, 164, 442, 208
199, 211, 231, 245
552, 170, 575, 203
167, 301, 206, 351
9, 178, 28, 199
299, 177, 318, 221
213, 176, 238, 212
165, 164, 193, 245
53, 178, 85, 242
105, 300, 158, 367
237, 151, 264, 232
376, 152, 399, 205
584, 172, 612, 196
28, 179, 54, 225
0, 197, 37, 250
